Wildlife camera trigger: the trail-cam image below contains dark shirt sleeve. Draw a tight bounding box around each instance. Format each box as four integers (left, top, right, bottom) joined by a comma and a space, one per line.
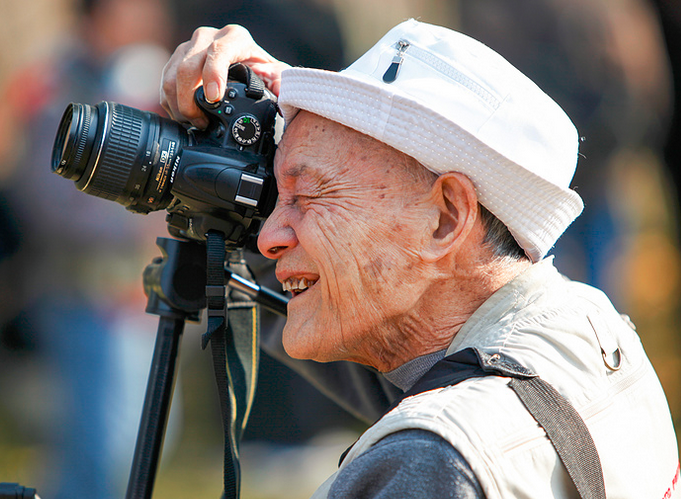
328, 429, 486, 499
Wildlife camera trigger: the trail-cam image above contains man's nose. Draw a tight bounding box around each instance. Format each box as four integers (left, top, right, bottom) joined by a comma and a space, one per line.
257, 207, 298, 259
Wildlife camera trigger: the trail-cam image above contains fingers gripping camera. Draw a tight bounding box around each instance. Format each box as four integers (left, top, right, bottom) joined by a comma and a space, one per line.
51, 63, 278, 249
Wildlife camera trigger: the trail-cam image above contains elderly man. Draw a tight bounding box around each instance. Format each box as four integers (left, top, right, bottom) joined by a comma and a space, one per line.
161, 20, 680, 498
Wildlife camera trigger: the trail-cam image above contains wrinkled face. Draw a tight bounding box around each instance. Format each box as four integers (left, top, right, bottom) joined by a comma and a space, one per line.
257, 112, 437, 368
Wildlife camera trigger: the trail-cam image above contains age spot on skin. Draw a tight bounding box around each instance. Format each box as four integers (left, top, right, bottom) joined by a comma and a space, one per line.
363, 257, 385, 279
391, 222, 405, 234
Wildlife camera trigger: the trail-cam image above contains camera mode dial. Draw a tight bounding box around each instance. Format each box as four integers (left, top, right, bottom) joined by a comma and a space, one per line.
231, 114, 261, 146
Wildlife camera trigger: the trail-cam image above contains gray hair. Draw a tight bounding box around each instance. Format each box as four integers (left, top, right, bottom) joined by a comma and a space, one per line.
478, 204, 528, 261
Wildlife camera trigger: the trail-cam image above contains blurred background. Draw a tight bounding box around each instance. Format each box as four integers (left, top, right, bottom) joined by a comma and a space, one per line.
0, 0, 680, 498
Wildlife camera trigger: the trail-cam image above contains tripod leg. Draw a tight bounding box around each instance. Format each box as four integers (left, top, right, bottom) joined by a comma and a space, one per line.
125, 316, 185, 499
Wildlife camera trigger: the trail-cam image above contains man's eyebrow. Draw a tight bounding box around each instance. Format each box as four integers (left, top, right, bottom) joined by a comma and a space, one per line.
280, 163, 334, 188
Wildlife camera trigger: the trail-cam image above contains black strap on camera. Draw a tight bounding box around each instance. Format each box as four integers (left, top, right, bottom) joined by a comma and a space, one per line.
198, 63, 268, 499
227, 63, 265, 100
202, 230, 260, 499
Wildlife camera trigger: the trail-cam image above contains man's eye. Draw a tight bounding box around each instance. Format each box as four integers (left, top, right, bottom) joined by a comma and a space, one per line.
288, 195, 305, 207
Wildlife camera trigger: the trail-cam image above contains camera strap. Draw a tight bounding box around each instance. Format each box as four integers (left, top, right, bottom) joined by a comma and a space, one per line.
203, 231, 261, 499
228, 63, 265, 100
355, 348, 605, 499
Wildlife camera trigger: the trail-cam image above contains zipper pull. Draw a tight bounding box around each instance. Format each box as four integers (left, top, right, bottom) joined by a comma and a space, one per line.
382, 41, 409, 83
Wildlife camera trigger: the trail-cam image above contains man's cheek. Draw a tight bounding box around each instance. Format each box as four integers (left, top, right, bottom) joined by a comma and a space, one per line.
311, 229, 366, 269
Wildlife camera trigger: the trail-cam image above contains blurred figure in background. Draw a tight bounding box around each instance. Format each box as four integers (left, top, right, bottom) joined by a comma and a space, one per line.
169, 0, 345, 72
650, 0, 681, 201
0, 0, 174, 497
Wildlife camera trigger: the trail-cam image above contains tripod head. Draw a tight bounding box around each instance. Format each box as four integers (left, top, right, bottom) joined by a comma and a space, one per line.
127, 236, 287, 499
143, 237, 207, 321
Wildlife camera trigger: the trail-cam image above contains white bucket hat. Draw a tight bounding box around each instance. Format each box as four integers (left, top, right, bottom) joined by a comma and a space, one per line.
278, 19, 583, 262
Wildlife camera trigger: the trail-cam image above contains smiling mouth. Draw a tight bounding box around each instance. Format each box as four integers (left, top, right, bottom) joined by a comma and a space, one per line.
282, 277, 318, 297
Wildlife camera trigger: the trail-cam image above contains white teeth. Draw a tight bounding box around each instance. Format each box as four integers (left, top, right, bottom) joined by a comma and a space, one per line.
282, 277, 317, 293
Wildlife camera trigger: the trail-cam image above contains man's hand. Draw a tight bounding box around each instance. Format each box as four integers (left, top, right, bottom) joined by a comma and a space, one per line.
160, 24, 290, 129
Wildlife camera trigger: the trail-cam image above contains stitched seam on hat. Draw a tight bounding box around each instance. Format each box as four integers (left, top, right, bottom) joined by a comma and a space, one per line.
405, 44, 501, 109
375, 87, 394, 142
476, 93, 511, 135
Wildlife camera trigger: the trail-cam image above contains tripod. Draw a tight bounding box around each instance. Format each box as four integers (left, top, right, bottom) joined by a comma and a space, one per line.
125, 237, 287, 499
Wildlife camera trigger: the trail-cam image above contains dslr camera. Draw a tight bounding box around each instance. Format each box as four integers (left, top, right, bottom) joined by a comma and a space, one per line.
51, 63, 278, 249
48, 64, 284, 499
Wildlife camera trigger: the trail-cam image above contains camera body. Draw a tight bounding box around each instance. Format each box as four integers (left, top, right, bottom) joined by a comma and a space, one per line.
165, 82, 277, 246
52, 64, 278, 249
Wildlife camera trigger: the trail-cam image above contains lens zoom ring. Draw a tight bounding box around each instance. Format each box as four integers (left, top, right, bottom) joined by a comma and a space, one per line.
88, 105, 143, 200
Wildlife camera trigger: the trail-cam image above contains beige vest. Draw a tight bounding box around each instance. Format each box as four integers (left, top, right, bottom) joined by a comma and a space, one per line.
311, 260, 680, 498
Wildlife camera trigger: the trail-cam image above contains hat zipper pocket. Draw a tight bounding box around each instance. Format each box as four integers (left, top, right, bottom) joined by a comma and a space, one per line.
382, 40, 410, 83
383, 39, 501, 110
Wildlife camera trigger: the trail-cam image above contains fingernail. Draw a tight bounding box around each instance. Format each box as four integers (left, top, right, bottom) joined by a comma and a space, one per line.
205, 82, 220, 102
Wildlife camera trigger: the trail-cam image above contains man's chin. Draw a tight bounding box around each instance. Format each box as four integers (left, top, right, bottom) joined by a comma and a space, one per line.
281, 322, 338, 363
281, 323, 315, 360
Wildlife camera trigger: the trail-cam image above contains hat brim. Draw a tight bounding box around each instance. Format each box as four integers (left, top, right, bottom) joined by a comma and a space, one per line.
279, 67, 584, 262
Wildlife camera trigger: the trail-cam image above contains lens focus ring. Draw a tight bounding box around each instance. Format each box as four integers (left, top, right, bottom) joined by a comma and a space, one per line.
82, 103, 144, 201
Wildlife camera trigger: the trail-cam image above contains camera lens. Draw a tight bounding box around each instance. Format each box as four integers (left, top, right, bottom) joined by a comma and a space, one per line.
52, 103, 94, 181
52, 101, 189, 213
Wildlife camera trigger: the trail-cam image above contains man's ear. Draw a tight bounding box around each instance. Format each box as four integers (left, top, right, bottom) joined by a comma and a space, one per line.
421, 172, 480, 263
